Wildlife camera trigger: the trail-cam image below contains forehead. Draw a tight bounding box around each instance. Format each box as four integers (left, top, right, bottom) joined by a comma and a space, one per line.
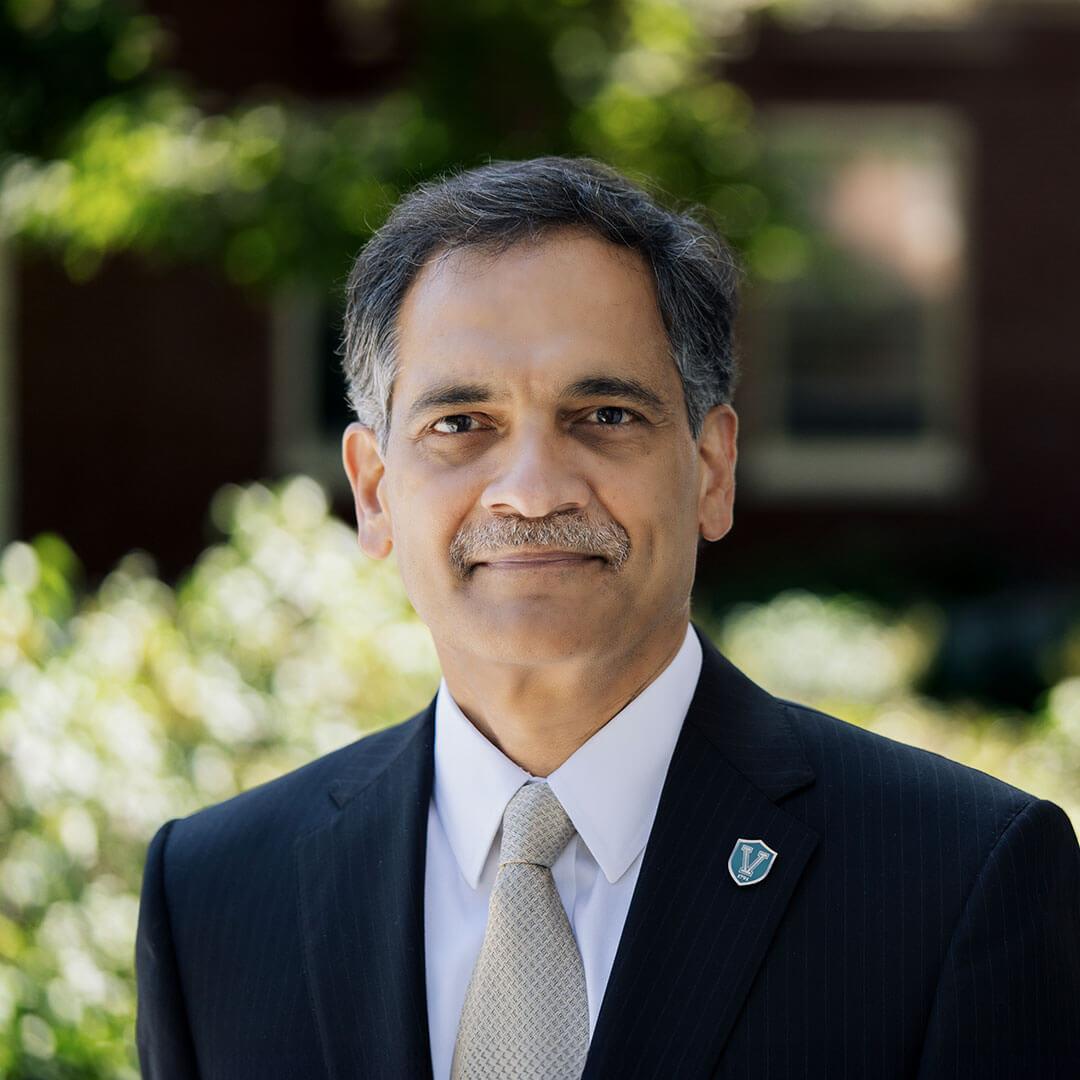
392, 229, 677, 407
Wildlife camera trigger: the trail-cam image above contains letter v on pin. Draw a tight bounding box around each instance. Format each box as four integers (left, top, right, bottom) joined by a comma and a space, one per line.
727, 837, 778, 886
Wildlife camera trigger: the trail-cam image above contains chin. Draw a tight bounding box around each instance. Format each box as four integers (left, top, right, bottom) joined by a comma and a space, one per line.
473, 611, 601, 661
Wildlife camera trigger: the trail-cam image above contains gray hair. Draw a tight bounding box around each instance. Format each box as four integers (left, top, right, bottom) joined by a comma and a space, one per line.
341, 155, 741, 456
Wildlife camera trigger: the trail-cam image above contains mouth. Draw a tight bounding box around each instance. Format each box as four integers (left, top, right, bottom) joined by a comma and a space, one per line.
474, 554, 605, 570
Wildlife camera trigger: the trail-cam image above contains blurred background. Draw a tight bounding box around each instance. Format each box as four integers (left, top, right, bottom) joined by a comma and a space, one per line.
1, 0, 1080, 1074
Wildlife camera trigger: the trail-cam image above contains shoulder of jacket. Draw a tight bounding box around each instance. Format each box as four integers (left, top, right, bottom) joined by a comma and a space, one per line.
777, 696, 1038, 830
162, 710, 426, 863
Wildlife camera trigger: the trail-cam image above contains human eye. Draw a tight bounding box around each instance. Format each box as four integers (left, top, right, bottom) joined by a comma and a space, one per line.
584, 405, 642, 428
430, 413, 485, 435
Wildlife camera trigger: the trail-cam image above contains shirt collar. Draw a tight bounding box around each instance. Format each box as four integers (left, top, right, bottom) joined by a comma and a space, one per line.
433, 622, 703, 889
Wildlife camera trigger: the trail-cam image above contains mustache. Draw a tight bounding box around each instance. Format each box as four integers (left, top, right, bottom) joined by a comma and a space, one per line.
449, 512, 631, 575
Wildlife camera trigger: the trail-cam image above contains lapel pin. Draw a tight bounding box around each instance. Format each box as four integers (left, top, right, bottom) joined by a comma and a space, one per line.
728, 837, 778, 886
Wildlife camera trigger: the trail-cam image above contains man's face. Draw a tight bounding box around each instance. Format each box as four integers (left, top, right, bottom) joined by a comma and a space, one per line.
343, 228, 737, 665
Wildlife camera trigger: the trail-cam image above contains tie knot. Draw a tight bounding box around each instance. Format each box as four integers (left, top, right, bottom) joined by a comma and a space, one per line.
498, 782, 577, 869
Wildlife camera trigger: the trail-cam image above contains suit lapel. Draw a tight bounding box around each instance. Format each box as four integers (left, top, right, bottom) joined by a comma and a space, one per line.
295, 621, 818, 1080
582, 623, 820, 1079
295, 700, 437, 1080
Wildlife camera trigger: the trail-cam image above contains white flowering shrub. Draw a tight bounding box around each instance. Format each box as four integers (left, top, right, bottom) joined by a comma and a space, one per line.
719, 589, 942, 706
0, 476, 440, 1077
0, 477, 1076, 1074
718, 589, 1080, 825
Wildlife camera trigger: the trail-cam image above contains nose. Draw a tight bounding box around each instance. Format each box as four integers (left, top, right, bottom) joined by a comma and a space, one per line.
478, 422, 592, 519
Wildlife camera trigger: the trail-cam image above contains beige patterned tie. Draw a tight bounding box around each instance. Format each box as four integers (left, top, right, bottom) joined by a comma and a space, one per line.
450, 781, 590, 1079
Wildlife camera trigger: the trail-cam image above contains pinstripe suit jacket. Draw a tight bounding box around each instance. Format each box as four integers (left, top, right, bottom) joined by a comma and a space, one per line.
135, 621, 1080, 1078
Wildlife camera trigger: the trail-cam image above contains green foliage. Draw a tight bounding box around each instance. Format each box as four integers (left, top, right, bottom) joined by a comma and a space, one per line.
0, 0, 161, 159
1, 87, 432, 283
1, 475, 1078, 1073
0, 0, 800, 287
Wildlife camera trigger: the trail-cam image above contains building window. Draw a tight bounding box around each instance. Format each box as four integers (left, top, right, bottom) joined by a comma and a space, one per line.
738, 105, 971, 499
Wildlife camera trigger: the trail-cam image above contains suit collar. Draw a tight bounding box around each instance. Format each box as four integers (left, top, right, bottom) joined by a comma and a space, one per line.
684, 620, 816, 802
297, 705, 437, 1080
297, 618, 818, 1079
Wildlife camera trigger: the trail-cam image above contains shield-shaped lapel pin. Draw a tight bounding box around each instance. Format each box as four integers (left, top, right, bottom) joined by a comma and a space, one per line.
727, 837, 778, 886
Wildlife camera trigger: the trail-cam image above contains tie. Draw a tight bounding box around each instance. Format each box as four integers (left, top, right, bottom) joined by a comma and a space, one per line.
450, 781, 590, 1080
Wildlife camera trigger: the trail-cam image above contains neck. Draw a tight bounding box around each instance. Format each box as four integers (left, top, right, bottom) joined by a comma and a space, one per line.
435, 615, 691, 776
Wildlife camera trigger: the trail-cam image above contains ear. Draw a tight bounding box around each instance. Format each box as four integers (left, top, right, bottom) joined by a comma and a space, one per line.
341, 421, 393, 559
697, 404, 738, 543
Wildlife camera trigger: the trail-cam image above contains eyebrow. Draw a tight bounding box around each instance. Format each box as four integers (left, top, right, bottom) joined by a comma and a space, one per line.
403, 374, 672, 427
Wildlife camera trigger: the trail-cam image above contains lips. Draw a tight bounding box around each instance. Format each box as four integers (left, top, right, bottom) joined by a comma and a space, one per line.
476, 553, 603, 568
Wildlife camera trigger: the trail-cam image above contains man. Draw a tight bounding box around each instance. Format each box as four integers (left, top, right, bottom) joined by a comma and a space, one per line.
136, 156, 1080, 1079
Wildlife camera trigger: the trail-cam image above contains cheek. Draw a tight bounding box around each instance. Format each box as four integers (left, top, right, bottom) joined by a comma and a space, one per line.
392, 465, 475, 562
614, 452, 695, 525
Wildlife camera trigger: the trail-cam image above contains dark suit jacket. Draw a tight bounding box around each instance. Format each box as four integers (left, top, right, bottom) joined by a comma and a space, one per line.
135, 621, 1080, 1078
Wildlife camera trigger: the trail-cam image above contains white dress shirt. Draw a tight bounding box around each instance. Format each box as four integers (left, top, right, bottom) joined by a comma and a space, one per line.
423, 621, 703, 1080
